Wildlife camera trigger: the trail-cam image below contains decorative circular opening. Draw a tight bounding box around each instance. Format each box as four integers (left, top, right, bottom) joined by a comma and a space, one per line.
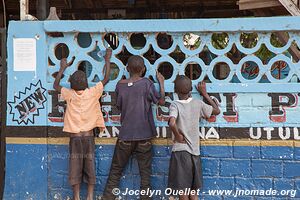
212, 62, 230, 80
78, 61, 93, 78
211, 33, 229, 50
77, 33, 92, 48
54, 43, 69, 60
157, 33, 173, 50
271, 60, 290, 80
240, 33, 258, 49
158, 62, 173, 80
270, 32, 289, 48
184, 63, 202, 80
104, 33, 119, 50
109, 63, 120, 80
130, 33, 146, 50
241, 61, 259, 80
183, 33, 201, 50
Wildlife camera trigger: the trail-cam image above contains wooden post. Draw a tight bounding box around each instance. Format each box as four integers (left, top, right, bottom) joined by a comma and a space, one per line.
20, 0, 37, 20
20, 0, 29, 20
278, 0, 300, 15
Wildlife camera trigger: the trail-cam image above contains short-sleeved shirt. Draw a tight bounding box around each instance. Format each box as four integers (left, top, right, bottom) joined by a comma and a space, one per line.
169, 98, 213, 155
115, 78, 161, 141
61, 82, 105, 133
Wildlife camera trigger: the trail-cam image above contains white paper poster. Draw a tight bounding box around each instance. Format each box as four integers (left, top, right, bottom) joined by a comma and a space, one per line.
13, 38, 36, 71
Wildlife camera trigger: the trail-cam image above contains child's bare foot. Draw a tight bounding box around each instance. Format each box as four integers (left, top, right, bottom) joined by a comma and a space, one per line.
72, 184, 80, 200
169, 196, 177, 200
86, 184, 94, 200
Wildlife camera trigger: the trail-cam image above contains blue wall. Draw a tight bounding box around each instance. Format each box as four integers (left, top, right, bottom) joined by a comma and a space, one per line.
4, 142, 300, 199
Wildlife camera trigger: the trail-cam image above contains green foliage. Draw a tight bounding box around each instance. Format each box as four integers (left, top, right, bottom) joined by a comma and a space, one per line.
240, 33, 258, 49
183, 32, 288, 62
211, 32, 229, 50
210, 32, 287, 62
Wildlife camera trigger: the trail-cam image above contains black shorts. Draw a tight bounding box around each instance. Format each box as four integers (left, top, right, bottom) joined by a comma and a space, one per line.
168, 151, 203, 190
69, 136, 96, 185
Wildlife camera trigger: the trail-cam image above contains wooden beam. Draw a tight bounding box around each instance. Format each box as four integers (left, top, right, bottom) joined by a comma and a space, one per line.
278, 0, 300, 15
238, 0, 281, 10
53, 5, 238, 14
203, 9, 249, 18
276, 32, 300, 62
253, 9, 300, 62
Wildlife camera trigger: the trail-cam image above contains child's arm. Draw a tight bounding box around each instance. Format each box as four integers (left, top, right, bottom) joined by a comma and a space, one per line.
168, 117, 186, 143
101, 48, 112, 86
53, 57, 74, 92
196, 81, 220, 115
156, 71, 165, 105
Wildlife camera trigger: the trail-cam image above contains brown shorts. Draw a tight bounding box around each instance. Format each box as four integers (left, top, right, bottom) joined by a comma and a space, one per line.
69, 136, 96, 185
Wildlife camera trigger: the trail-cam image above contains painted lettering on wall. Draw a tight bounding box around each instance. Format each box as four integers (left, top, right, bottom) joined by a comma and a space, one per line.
47, 90, 300, 124
96, 126, 300, 140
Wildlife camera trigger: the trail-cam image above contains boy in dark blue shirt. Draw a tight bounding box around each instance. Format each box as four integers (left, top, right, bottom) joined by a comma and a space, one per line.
102, 55, 165, 200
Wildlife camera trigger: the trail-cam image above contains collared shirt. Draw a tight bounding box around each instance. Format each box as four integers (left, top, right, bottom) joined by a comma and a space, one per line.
61, 82, 105, 133
169, 98, 213, 155
115, 78, 161, 141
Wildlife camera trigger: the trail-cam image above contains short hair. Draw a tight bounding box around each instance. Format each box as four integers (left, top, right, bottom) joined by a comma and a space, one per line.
174, 75, 192, 95
127, 55, 145, 74
70, 70, 88, 91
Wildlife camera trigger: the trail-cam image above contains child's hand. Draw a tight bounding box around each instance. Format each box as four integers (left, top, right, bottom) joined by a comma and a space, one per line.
104, 48, 112, 61
175, 130, 186, 144
60, 57, 75, 71
196, 81, 208, 96
156, 71, 165, 84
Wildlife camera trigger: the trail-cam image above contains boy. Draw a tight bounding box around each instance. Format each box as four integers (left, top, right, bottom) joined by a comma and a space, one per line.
168, 76, 220, 200
102, 55, 165, 200
53, 49, 112, 200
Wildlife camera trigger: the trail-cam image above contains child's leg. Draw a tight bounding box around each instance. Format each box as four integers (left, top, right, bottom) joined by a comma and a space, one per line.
189, 194, 198, 200
102, 139, 133, 200
190, 155, 202, 200
135, 140, 152, 200
179, 195, 189, 200
86, 184, 94, 200
83, 136, 96, 200
72, 184, 80, 200
69, 137, 84, 200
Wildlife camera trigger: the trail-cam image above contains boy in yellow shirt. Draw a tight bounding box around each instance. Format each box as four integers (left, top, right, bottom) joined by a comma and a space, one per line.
53, 49, 112, 200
